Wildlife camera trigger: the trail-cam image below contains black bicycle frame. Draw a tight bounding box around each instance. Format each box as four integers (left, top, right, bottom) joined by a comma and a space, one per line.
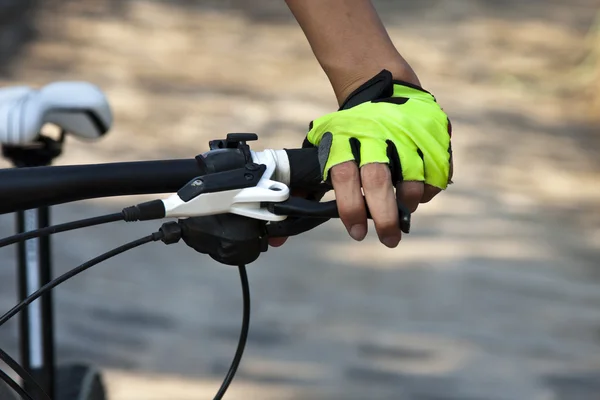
15, 207, 55, 396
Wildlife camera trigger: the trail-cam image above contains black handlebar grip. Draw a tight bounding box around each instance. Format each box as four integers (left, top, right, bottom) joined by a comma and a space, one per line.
284, 147, 329, 191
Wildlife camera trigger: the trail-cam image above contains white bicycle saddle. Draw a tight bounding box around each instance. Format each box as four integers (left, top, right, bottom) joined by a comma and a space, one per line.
0, 81, 113, 145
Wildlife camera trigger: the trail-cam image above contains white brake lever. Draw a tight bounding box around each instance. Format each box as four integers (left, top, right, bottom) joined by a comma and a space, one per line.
162, 172, 289, 221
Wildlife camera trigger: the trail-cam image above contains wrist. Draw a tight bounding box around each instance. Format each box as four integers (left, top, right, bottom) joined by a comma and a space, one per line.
327, 60, 421, 106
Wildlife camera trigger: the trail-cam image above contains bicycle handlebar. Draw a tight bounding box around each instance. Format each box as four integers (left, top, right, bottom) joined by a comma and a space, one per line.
0, 145, 322, 215
0, 159, 202, 214
0, 132, 411, 265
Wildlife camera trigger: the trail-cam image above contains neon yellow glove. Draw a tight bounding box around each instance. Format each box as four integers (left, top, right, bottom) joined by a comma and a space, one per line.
304, 69, 452, 189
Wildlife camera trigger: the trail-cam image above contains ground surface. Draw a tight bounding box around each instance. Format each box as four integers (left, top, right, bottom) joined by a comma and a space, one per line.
1, 1, 600, 399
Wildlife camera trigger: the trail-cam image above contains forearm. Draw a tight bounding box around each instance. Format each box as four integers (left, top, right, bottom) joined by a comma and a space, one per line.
286, 0, 420, 105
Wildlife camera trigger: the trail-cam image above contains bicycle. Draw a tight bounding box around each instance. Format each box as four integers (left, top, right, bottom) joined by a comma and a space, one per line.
0, 84, 411, 400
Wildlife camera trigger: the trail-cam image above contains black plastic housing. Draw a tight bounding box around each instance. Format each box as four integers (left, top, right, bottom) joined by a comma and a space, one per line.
179, 214, 268, 266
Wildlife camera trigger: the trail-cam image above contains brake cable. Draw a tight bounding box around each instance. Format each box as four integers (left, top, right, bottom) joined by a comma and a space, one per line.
0, 213, 125, 248
0, 347, 49, 400
214, 265, 250, 400
0, 233, 162, 329
0, 222, 250, 400
0, 233, 161, 400
0, 368, 34, 400
0, 215, 154, 399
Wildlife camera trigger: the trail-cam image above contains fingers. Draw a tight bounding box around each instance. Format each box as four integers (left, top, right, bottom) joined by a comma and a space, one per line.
330, 161, 368, 241
361, 163, 401, 248
396, 181, 425, 213
269, 151, 452, 248
395, 139, 449, 207
415, 157, 450, 205
421, 184, 441, 204
268, 237, 288, 247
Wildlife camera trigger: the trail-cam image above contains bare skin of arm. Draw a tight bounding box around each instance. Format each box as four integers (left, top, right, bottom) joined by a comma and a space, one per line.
286, 0, 420, 104
278, 0, 438, 248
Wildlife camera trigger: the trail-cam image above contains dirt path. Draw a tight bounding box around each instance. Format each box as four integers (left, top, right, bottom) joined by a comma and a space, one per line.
0, 1, 599, 399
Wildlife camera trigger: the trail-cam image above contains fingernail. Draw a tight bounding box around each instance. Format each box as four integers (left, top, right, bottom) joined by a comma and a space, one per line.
349, 224, 367, 241
382, 235, 401, 248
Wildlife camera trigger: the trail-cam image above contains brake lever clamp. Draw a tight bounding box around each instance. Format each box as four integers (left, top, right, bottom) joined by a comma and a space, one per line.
163, 163, 289, 221
163, 133, 292, 265
169, 164, 288, 265
164, 166, 287, 265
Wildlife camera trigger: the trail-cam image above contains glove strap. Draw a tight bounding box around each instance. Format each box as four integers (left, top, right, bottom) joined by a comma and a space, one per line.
339, 70, 394, 110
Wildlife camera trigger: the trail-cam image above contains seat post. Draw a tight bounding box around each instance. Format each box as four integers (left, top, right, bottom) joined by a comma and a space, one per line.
2, 133, 64, 399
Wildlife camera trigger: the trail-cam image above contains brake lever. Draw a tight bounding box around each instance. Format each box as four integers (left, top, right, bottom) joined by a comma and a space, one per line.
265, 196, 411, 236
265, 215, 330, 238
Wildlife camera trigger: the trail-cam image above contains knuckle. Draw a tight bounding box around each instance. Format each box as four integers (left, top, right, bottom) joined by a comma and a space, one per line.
361, 164, 391, 188
331, 162, 359, 182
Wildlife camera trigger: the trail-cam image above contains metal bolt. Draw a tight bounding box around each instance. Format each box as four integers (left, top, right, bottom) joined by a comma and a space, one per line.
191, 179, 203, 187
244, 173, 254, 181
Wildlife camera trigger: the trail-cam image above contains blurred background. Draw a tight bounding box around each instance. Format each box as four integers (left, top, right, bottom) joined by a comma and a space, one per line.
0, 0, 600, 399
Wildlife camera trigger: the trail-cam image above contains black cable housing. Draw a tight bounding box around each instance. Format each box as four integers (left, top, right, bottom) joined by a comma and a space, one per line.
213, 265, 250, 400
0, 213, 125, 249
0, 233, 161, 328
0, 233, 162, 400
0, 226, 251, 400
0, 368, 34, 400
0, 347, 51, 400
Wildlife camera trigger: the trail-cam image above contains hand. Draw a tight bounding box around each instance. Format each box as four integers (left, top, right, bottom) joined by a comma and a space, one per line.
269, 69, 453, 248
327, 162, 440, 248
